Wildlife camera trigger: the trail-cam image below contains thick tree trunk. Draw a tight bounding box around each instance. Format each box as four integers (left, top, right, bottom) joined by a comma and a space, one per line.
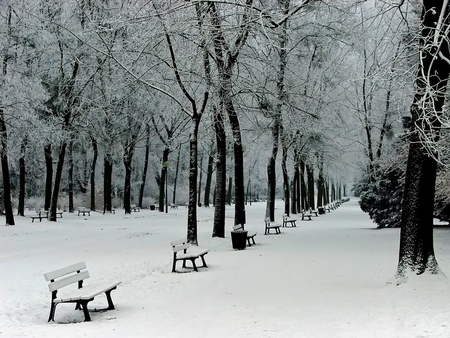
49, 143, 67, 221
291, 176, 297, 214
213, 106, 226, 237
44, 144, 53, 211
90, 137, 97, 211
103, 155, 113, 213
123, 150, 133, 214
266, 155, 276, 221
68, 140, 74, 213
139, 127, 150, 208
187, 117, 200, 244
0, 109, 14, 225
18, 138, 27, 216
281, 145, 289, 216
397, 0, 450, 281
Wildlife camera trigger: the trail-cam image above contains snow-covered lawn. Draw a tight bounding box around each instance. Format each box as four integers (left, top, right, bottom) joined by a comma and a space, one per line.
2, 199, 450, 338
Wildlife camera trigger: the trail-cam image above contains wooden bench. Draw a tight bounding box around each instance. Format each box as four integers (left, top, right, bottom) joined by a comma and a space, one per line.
301, 210, 312, 221
264, 217, 281, 235
170, 203, 178, 209
282, 214, 297, 227
31, 210, 48, 222
310, 209, 319, 217
233, 224, 257, 246
44, 262, 121, 322
77, 207, 91, 216
130, 204, 140, 212
170, 239, 209, 273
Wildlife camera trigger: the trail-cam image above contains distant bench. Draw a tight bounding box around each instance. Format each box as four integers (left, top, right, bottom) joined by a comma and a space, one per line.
170, 203, 178, 209
31, 210, 63, 222
77, 207, 91, 216
130, 204, 140, 212
264, 217, 281, 235
282, 214, 297, 227
233, 224, 257, 246
44, 262, 121, 322
301, 210, 312, 221
170, 239, 209, 273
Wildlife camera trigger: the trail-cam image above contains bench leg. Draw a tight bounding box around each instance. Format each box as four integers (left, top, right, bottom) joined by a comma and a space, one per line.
105, 288, 116, 310
251, 237, 256, 245
191, 259, 198, 272
48, 301, 57, 322
200, 255, 207, 268
172, 259, 177, 273
79, 300, 92, 322
247, 238, 251, 246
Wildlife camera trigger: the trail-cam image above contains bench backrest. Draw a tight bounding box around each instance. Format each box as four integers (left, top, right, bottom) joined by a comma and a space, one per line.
171, 239, 189, 253
265, 217, 270, 226
44, 262, 90, 292
78, 207, 86, 211
282, 214, 288, 220
233, 224, 244, 231
131, 204, 136, 208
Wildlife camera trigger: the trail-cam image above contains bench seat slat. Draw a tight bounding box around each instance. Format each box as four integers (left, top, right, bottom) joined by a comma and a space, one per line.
44, 262, 86, 281
177, 249, 209, 259
55, 281, 122, 303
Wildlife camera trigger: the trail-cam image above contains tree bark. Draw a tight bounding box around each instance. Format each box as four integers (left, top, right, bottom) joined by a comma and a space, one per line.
213, 105, 226, 237
0, 109, 14, 225
198, 155, 203, 207
103, 155, 113, 213
173, 145, 181, 205
187, 117, 200, 244
139, 126, 150, 208
123, 148, 133, 214
18, 138, 27, 217
68, 140, 74, 213
44, 144, 53, 210
49, 143, 67, 221
204, 142, 214, 207
300, 160, 308, 210
397, 0, 450, 281
159, 147, 170, 212
90, 137, 97, 211
307, 164, 315, 210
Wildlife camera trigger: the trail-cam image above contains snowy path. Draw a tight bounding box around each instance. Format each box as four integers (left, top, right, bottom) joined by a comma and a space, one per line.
1, 199, 450, 337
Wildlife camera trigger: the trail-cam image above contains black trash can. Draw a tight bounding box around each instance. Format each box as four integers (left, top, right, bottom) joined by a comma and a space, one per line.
231, 231, 247, 250
149, 205, 156, 211
318, 206, 325, 215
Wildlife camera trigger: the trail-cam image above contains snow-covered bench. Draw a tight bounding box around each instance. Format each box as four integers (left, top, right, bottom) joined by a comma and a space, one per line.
233, 224, 257, 246
44, 262, 121, 322
77, 207, 91, 216
31, 210, 48, 222
170, 239, 209, 273
130, 204, 140, 212
282, 214, 297, 227
301, 210, 312, 221
264, 217, 281, 235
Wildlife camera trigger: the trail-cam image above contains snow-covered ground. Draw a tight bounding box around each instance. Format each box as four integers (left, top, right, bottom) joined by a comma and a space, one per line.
2, 199, 450, 338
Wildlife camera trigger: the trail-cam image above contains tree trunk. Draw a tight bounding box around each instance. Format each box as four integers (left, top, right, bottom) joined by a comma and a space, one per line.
159, 147, 170, 212
187, 117, 200, 244
204, 143, 214, 207
139, 127, 150, 208
44, 144, 53, 210
397, 0, 450, 281
90, 137, 97, 211
291, 177, 297, 214
307, 164, 315, 210
0, 109, 14, 225
266, 113, 279, 221
198, 155, 203, 207
213, 106, 226, 237
103, 155, 113, 213
226, 176, 233, 206
18, 138, 27, 216
300, 160, 308, 210
123, 149, 133, 214
49, 143, 67, 221
68, 140, 74, 213
281, 144, 289, 216
173, 145, 181, 205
